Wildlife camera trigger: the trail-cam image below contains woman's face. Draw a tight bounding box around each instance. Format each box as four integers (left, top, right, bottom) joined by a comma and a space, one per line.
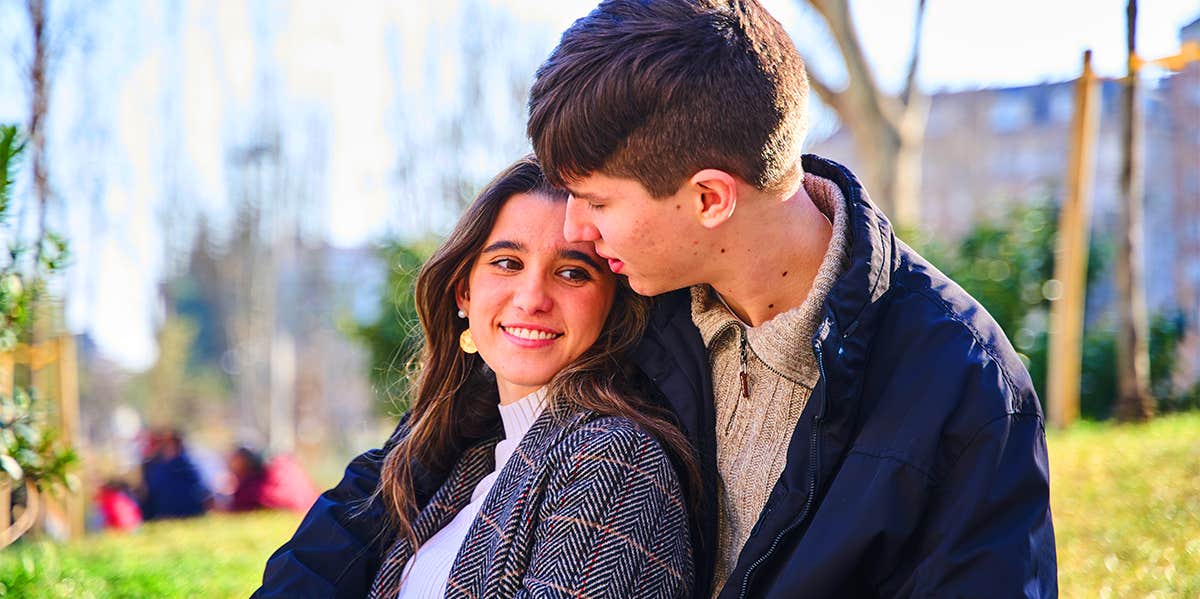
457, 192, 617, 405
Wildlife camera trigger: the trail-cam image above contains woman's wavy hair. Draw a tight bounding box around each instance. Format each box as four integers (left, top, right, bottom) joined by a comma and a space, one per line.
377, 155, 699, 550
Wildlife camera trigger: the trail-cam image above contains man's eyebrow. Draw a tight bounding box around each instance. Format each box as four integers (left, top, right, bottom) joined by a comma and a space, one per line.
560, 249, 603, 271
481, 240, 524, 253
566, 188, 604, 201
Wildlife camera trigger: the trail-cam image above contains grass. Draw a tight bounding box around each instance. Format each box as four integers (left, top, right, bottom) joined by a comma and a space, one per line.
0, 511, 303, 598
1049, 411, 1200, 598
1, 412, 1198, 597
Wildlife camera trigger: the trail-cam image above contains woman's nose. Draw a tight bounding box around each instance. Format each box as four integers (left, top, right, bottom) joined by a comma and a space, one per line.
513, 274, 553, 314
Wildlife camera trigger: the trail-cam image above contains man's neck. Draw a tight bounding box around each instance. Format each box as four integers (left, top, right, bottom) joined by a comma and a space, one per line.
707, 183, 832, 327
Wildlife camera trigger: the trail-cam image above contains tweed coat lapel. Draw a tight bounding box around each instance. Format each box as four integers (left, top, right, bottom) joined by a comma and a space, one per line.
445, 408, 588, 597
368, 436, 500, 598
370, 406, 690, 599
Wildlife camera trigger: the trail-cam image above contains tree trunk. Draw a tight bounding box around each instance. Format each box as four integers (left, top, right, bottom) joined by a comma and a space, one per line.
1114, 0, 1154, 422
26, 0, 50, 266
803, 0, 927, 230
841, 106, 926, 230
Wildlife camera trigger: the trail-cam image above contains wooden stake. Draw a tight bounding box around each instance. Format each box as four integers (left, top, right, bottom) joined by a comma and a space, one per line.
1047, 50, 1100, 428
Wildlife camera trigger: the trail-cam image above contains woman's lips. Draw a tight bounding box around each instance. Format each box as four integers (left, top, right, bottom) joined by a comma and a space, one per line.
607, 257, 624, 274
501, 325, 562, 348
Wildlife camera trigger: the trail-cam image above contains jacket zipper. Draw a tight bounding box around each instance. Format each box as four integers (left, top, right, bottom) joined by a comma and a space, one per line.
735, 339, 827, 599
712, 322, 750, 435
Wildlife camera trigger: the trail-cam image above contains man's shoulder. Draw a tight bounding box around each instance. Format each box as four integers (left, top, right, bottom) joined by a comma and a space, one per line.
873, 244, 1040, 417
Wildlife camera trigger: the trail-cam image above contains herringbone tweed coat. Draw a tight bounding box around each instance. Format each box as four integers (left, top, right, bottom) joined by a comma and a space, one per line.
368, 408, 693, 599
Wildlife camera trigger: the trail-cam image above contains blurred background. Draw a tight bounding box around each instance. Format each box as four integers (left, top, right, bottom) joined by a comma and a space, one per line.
0, 0, 1197, 597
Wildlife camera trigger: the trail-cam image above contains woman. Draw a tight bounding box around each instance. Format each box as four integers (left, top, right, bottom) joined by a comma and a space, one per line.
290, 156, 695, 598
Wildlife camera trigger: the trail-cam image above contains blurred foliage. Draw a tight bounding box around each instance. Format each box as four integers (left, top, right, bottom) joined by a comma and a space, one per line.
0, 124, 76, 494
123, 315, 231, 428
911, 198, 1196, 419
351, 239, 438, 414
0, 510, 303, 598
1049, 412, 1200, 596
0, 389, 77, 492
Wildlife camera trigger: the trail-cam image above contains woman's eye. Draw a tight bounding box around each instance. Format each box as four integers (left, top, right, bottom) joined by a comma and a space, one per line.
587, 201, 604, 211
491, 258, 521, 271
559, 267, 593, 283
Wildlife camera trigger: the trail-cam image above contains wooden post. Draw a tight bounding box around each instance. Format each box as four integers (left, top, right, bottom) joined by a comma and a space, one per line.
56, 336, 83, 537
1047, 50, 1100, 428
0, 351, 12, 545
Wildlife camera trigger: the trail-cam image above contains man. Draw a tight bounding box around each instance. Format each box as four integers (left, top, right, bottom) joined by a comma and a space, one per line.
526, 1, 1056, 597
257, 1, 1056, 597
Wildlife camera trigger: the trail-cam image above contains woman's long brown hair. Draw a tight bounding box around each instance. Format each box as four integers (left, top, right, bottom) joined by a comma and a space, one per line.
377, 155, 699, 551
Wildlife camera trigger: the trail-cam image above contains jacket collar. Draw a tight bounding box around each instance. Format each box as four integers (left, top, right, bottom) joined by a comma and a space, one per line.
799, 154, 898, 346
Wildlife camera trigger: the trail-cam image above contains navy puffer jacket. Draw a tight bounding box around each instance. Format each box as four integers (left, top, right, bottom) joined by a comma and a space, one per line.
637, 155, 1057, 598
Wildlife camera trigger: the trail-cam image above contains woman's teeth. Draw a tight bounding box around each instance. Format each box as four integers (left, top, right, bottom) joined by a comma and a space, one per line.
504, 326, 560, 340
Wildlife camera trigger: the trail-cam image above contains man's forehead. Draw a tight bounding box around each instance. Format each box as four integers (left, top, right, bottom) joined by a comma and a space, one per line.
564, 172, 648, 199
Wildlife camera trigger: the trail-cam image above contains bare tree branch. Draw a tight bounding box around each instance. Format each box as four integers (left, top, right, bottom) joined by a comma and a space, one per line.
805, 67, 842, 114
805, 0, 890, 124
900, 0, 927, 107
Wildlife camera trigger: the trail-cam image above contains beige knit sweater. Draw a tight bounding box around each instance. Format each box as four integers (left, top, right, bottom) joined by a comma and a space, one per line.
691, 173, 850, 596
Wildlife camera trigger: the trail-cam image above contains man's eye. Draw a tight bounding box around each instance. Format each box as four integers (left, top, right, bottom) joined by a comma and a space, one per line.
559, 267, 593, 283
491, 258, 521, 271
587, 201, 604, 211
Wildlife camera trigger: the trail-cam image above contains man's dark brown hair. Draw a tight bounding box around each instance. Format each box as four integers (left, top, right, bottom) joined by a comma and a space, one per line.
528, 0, 809, 197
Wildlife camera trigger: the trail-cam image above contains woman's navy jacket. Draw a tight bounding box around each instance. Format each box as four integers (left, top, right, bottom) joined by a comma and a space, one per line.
255, 155, 1058, 598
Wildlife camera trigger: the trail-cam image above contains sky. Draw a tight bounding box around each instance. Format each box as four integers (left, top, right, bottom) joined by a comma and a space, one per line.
0, 0, 1197, 371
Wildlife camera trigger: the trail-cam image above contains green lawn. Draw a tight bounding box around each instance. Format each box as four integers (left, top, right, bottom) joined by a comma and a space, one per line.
1, 412, 1198, 597
1049, 412, 1200, 597
0, 511, 303, 598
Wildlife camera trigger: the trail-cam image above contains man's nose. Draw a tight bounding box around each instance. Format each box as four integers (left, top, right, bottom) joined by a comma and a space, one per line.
564, 196, 600, 242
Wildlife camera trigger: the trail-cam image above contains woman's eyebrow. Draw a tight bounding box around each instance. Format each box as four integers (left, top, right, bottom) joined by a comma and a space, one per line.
560, 249, 603, 271
481, 240, 524, 254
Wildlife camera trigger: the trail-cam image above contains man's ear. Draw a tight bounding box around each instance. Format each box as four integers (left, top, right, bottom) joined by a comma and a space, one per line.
690, 169, 738, 229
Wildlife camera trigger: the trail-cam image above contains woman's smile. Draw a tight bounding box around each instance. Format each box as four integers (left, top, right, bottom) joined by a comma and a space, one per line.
500, 323, 564, 346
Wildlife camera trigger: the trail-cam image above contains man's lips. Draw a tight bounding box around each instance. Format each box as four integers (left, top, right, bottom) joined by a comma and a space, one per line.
597, 250, 624, 274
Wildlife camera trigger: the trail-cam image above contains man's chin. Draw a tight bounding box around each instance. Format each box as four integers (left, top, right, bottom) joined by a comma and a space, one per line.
625, 273, 686, 298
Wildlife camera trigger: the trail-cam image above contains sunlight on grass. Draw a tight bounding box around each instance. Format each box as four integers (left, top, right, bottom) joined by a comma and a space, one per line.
1049, 412, 1200, 597
0, 511, 303, 598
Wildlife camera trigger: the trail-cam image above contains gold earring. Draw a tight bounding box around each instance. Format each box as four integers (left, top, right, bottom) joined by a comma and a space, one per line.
459, 329, 477, 354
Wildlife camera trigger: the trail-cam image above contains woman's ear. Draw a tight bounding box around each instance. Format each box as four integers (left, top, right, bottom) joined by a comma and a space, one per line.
455, 279, 470, 314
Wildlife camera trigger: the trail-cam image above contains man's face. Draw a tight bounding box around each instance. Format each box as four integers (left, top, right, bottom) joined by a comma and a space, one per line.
563, 172, 706, 296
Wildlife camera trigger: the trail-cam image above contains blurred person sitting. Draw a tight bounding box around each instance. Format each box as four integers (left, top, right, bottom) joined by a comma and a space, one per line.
94, 479, 142, 532
228, 446, 320, 513
140, 428, 212, 519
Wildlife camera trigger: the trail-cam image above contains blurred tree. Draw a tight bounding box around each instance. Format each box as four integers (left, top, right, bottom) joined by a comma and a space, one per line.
352, 240, 437, 415
799, 0, 928, 229
26, 0, 51, 265
1114, 0, 1154, 422
124, 314, 230, 429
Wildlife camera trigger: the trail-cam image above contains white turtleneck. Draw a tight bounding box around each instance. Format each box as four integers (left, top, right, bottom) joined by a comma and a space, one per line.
395, 387, 548, 599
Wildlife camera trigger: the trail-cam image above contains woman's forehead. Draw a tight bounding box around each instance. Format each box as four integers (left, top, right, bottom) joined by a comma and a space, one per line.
486, 193, 601, 260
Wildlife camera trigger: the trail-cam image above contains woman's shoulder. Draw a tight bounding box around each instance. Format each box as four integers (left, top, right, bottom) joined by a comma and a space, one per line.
546, 411, 673, 468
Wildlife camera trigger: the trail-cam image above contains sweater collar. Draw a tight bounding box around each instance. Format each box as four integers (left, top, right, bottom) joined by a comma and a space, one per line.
498, 387, 547, 442
689, 171, 850, 384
